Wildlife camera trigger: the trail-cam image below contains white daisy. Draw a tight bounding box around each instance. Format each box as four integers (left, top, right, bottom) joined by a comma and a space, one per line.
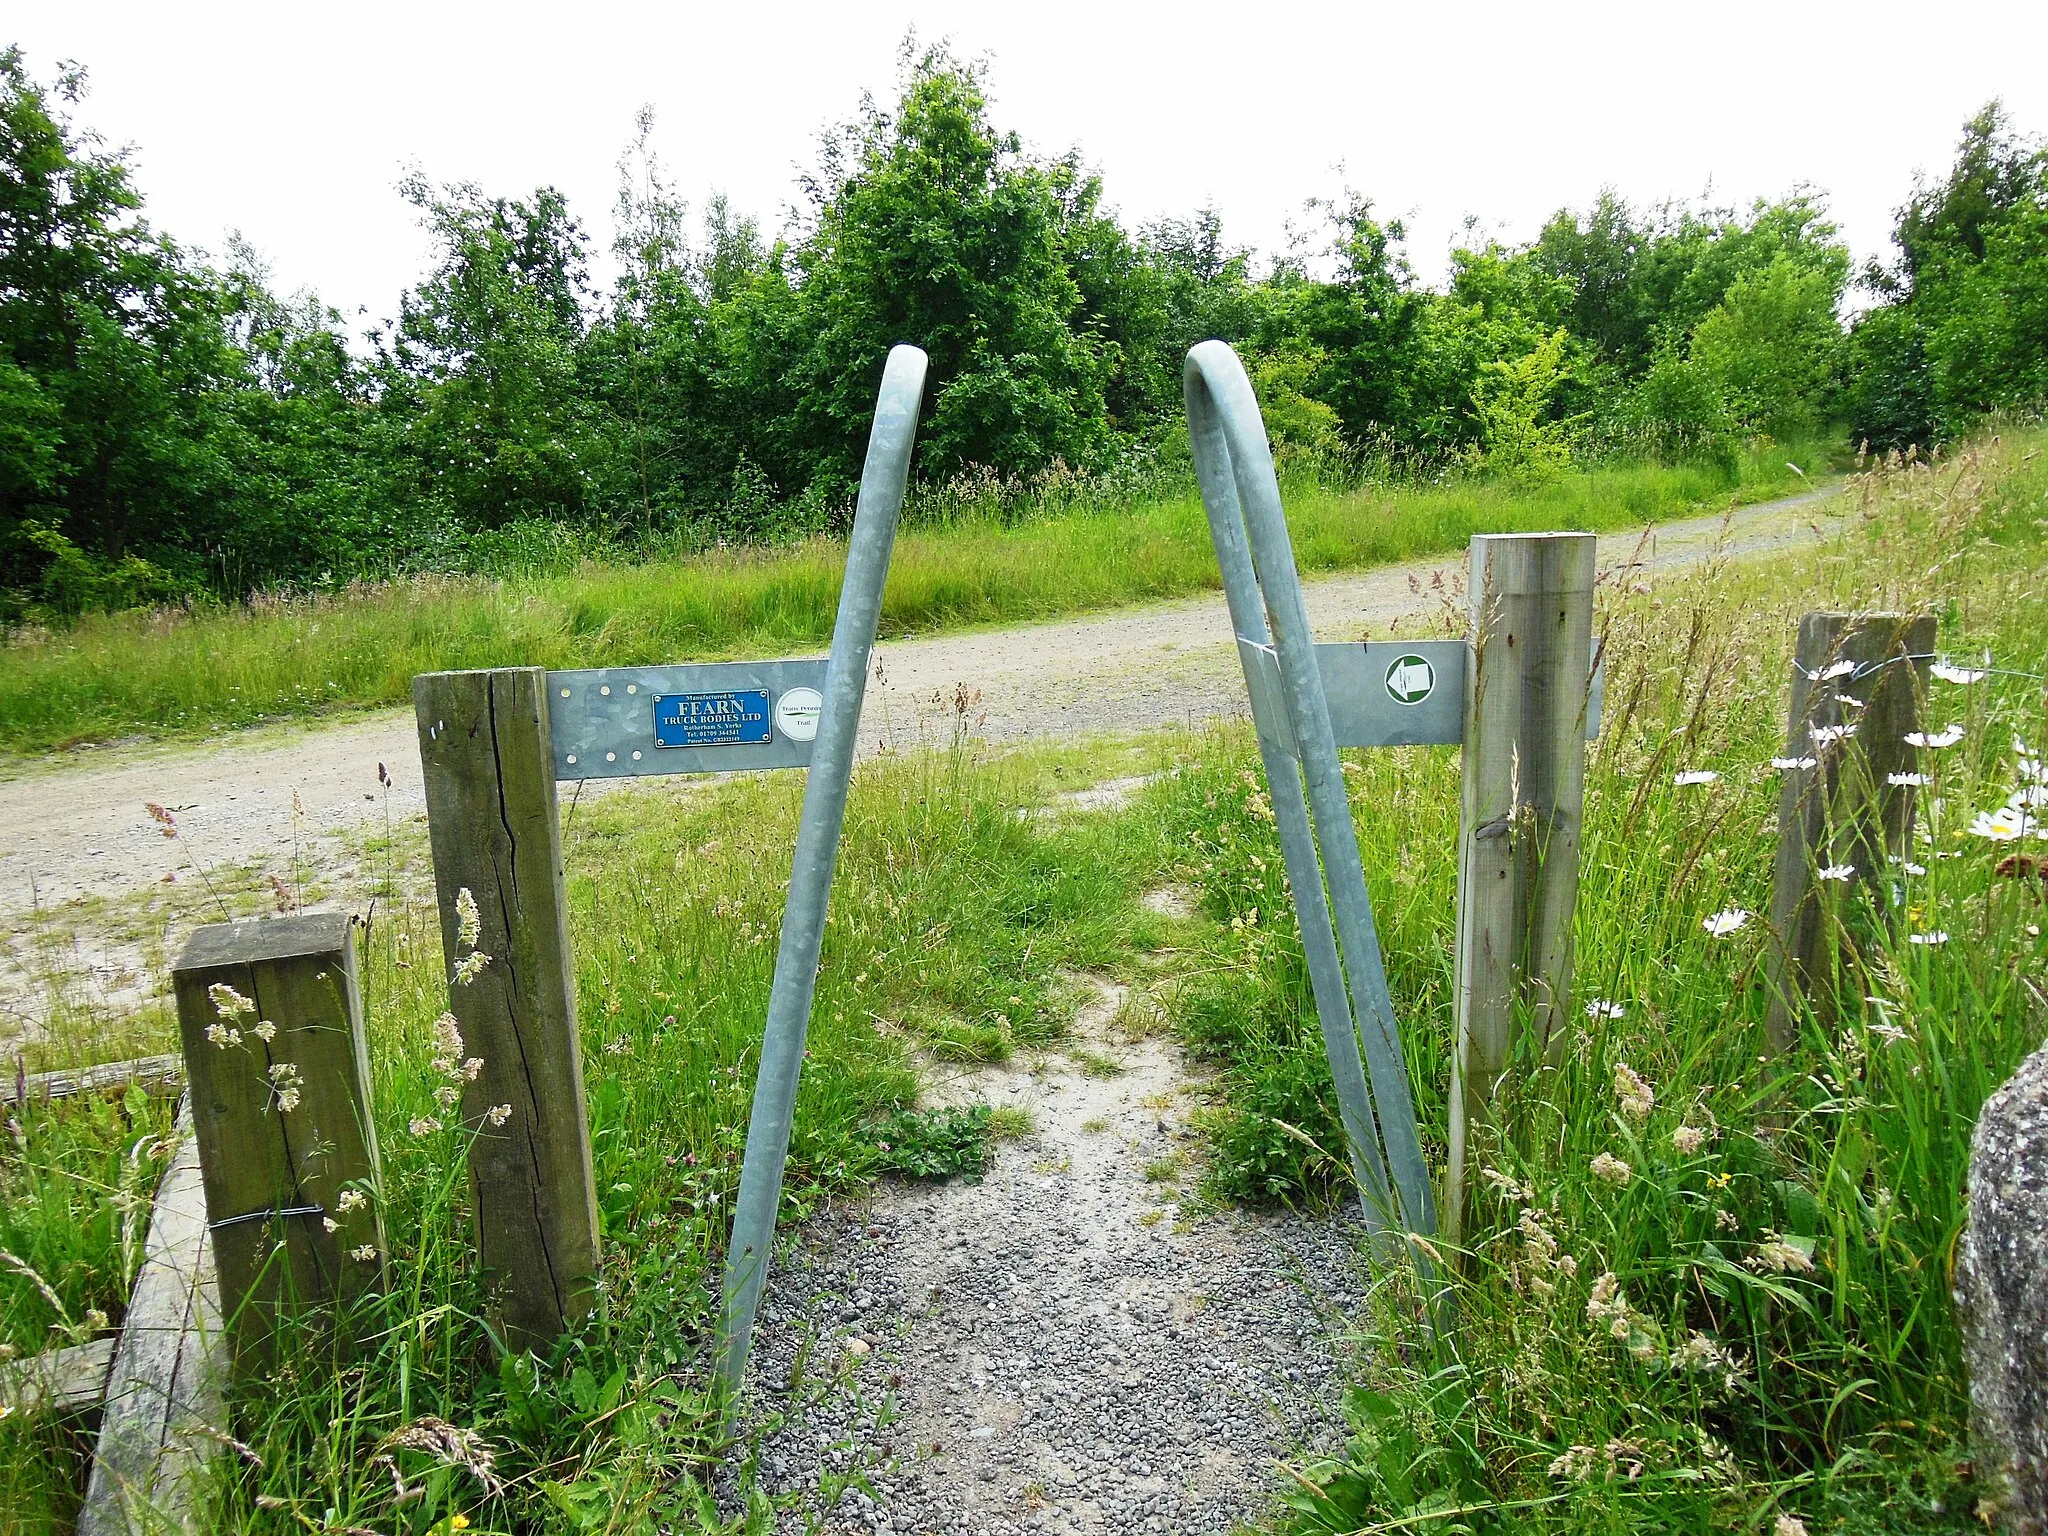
1970, 808, 2030, 841
1887, 772, 1929, 787
1703, 909, 1750, 937
1771, 756, 1818, 771
1929, 662, 1987, 684
1811, 724, 1856, 747
1908, 932, 1950, 946
1905, 725, 1964, 749
1673, 770, 1719, 787
1817, 864, 1855, 882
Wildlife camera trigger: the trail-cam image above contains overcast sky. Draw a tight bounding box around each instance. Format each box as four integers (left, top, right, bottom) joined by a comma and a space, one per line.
15, 1, 2048, 327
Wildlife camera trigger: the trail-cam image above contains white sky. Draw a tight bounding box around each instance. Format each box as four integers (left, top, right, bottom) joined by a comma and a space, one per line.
14, 1, 2048, 329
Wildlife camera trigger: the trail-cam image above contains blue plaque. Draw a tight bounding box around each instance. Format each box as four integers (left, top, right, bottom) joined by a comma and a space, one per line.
653, 690, 773, 749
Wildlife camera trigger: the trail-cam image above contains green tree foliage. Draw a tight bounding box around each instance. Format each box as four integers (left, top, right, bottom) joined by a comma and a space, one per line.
1848, 102, 2048, 450
22, 42, 2045, 620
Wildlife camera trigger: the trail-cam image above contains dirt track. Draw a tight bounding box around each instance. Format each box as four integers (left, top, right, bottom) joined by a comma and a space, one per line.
0, 487, 1836, 927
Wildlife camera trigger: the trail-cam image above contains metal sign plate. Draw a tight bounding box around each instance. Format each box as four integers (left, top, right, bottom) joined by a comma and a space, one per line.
1239, 638, 1603, 757
548, 660, 829, 780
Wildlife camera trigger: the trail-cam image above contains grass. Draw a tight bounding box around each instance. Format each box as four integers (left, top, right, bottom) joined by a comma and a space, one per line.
1149, 431, 2048, 1531
5, 430, 2037, 1532
0, 446, 1821, 758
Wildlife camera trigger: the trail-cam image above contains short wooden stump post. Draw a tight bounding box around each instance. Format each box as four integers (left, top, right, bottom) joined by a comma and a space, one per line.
1764, 611, 1935, 1050
171, 912, 386, 1362
415, 667, 600, 1352
1445, 531, 1598, 1245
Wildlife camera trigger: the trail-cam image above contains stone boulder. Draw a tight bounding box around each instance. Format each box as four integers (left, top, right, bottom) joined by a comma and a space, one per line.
1958, 1036, 2048, 1533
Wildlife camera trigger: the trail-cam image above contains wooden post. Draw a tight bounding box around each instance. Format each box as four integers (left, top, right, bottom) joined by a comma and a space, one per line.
1445, 532, 1597, 1245
171, 913, 385, 1362
414, 667, 599, 1352
1764, 611, 1935, 1051
78, 1099, 224, 1536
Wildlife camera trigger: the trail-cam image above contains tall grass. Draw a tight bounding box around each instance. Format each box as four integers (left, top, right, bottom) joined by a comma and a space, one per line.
1157, 434, 2048, 1532
0, 448, 1818, 757
0, 728, 1175, 1534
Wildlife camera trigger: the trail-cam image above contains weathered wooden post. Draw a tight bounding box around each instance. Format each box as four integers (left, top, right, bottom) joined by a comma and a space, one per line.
1445, 532, 1597, 1245
415, 667, 600, 1351
170, 912, 385, 1360
1763, 611, 1935, 1051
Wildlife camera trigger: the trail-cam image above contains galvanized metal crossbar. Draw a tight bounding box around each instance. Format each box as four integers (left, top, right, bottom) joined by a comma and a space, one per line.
1184, 341, 1437, 1238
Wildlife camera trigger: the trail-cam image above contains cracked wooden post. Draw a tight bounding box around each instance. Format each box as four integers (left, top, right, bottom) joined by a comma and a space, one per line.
1445, 532, 1597, 1246
1763, 611, 1935, 1052
415, 667, 599, 1352
171, 912, 385, 1366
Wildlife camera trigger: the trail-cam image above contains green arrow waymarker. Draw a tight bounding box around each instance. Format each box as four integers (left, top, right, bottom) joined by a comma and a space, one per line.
1385, 653, 1435, 705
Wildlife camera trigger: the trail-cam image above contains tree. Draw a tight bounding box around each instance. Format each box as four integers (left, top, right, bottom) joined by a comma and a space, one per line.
785, 47, 1114, 487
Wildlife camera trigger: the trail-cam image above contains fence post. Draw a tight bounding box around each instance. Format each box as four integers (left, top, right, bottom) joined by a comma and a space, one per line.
414, 666, 599, 1352
171, 912, 384, 1363
1445, 532, 1597, 1246
1763, 611, 1935, 1051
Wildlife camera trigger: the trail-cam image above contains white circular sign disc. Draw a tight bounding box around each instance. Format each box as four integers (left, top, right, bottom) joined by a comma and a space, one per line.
775, 686, 824, 742
1385, 654, 1435, 706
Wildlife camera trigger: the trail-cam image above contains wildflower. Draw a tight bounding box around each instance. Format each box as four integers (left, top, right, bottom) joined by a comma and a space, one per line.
1909, 931, 1949, 946
1806, 658, 1856, 682
1811, 723, 1856, 747
209, 983, 256, 1020
1770, 756, 1817, 771
456, 887, 481, 949
452, 951, 493, 986
351, 1245, 379, 1263
1972, 805, 2030, 840
1887, 772, 1929, 787
487, 1103, 512, 1126
1869, 1021, 1908, 1043
146, 802, 180, 838
1776, 1515, 1810, 1536
462, 1057, 484, 1082
409, 1116, 442, 1137
251, 1021, 277, 1043
1905, 724, 1964, 749
323, 1217, 340, 1233
1816, 863, 1855, 882
1703, 909, 1749, 937
1613, 1063, 1654, 1120
276, 1087, 301, 1113
206, 1022, 242, 1048
434, 1084, 461, 1110
1673, 770, 1718, 787
336, 1189, 367, 1214
1750, 1233, 1816, 1274
1584, 998, 1625, 1020
1672, 1124, 1707, 1155
1930, 662, 1987, 685
1715, 1208, 1739, 1231
1591, 1152, 1632, 1186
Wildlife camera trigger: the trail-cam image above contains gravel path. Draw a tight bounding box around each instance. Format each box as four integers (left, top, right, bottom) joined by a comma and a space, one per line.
719, 976, 1372, 1535
1, 487, 1837, 1031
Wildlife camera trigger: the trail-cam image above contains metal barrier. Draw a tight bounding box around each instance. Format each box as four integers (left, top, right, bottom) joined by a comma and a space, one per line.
714, 345, 928, 1390
1183, 341, 1436, 1238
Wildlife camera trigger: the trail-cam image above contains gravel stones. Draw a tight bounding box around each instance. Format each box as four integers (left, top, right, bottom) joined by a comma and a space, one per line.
716, 992, 1369, 1534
